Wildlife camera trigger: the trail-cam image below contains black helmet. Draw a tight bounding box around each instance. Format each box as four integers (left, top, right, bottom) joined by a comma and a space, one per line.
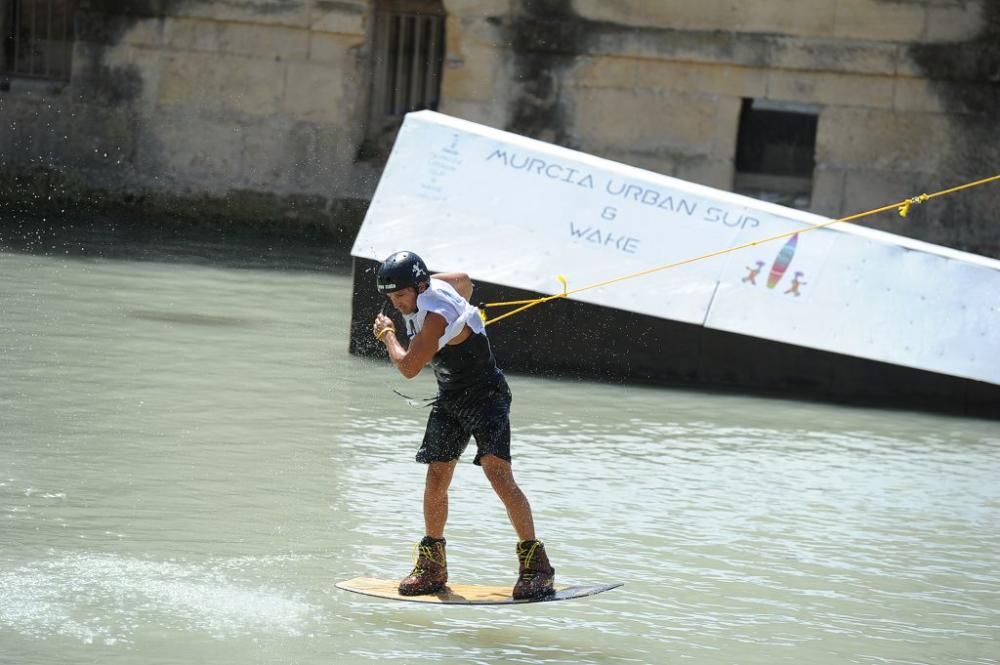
376, 251, 430, 294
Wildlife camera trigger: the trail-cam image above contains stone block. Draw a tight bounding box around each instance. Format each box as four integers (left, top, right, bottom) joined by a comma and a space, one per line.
309, 32, 365, 64
286, 122, 352, 193
738, 0, 837, 37
442, 0, 512, 18
60, 106, 138, 187
575, 88, 726, 158
815, 107, 952, 174
121, 16, 165, 48
1, 95, 76, 165
444, 15, 465, 55
284, 61, 346, 122
576, 0, 866, 39
574, 87, 640, 148
240, 121, 292, 190
893, 49, 923, 79
157, 51, 225, 111
895, 39, 991, 81
810, 167, 847, 217
590, 148, 677, 178
75, 11, 148, 46
170, 0, 311, 29
452, 14, 506, 48
217, 22, 309, 61
436, 99, 508, 128
833, 0, 928, 42
574, 55, 637, 89
310, 1, 368, 35
218, 59, 287, 117
892, 77, 948, 113
573, 0, 743, 32
770, 37, 898, 75
599, 28, 773, 71
676, 158, 734, 191
766, 69, 894, 109
633, 59, 767, 99
241, 121, 360, 200
95, 44, 164, 111
160, 51, 285, 116
712, 96, 743, 160
440, 45, 503, 102
144, 112, 245, 193
841, 169, 930, 227
163, 17, 220, 52
926, 0, 984, 42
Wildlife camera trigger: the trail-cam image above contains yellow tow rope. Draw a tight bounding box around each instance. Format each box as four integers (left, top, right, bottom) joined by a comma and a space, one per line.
479, 174, 1000, 327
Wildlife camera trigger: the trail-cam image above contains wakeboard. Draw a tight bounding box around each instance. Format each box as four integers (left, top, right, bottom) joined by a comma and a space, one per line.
336, 576, 622, 605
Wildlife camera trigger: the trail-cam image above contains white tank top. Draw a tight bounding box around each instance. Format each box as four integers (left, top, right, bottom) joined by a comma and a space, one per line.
402, 278, 485, 350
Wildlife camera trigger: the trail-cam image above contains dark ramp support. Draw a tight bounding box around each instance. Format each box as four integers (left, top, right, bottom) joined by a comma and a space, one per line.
350, 257, 1000, 419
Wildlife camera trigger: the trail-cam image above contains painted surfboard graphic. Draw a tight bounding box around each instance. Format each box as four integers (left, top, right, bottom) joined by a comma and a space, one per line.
767, 233, 799, 289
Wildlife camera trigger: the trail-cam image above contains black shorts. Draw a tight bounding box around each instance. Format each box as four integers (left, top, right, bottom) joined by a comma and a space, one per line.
415, 374, 512, 466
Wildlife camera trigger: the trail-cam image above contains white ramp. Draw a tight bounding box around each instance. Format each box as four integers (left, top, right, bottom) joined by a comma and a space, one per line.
352, 111, 1000, 387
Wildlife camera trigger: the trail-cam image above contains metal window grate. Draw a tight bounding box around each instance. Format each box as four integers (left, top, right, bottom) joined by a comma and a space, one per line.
370, 8, 444, 123
2, 0, 74, 81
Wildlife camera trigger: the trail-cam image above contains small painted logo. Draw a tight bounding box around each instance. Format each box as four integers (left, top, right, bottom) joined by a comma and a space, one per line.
784, 271, 806, 297
767, 234, 798, 289
742, 260, 765, 285
744, 233, 807, 296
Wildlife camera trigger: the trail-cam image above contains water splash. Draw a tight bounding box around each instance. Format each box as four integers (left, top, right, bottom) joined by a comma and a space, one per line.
0, 553, 320, 644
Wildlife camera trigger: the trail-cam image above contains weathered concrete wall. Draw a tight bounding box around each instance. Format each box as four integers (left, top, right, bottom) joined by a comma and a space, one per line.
1, 0, 997, 255
440, 0, 1000, 258
0, 0, 372, 236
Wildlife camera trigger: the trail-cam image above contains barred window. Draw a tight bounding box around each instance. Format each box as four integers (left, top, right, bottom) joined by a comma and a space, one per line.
734, 98, 818, 210
362, 0, 445, 157
2, 0, 74, 81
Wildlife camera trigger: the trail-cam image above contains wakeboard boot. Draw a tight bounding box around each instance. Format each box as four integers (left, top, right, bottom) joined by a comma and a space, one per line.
398, 536, 448, 596
513, 539, 555, 600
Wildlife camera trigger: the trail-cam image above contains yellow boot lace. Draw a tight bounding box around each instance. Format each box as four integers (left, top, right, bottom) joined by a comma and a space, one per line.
410, 541, 445, 575
518, 541, 540, 580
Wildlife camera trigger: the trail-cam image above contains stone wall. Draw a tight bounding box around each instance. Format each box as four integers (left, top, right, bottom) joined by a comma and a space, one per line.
1, 0, 372, 236
1, 0, 997, 256
440, 0, 1000, 257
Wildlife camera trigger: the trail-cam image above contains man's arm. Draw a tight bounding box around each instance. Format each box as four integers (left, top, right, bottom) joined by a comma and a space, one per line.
374, 311, 446, 379
432, 272, 473, 302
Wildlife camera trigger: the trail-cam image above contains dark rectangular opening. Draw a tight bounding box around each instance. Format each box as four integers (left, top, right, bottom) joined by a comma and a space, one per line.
734, 98, 818, 209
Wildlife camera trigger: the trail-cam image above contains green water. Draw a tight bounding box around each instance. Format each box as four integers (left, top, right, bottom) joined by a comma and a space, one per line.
1, 234, 998, 664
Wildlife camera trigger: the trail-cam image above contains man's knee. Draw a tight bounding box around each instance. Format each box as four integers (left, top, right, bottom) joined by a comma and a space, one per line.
480, 455, 516, 487
425, 461, 456, 493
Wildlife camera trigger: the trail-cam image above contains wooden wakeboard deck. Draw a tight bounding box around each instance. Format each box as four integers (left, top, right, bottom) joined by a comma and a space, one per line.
336, 576, 622, 605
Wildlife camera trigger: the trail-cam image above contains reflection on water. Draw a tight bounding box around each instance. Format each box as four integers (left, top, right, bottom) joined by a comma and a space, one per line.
1, 226, 998, 665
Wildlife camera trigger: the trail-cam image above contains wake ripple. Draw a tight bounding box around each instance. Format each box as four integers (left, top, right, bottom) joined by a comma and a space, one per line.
0, 553, 319, 644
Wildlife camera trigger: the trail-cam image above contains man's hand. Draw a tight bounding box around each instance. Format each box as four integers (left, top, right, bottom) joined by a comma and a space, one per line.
378, 311, 446, 379
373, 313, 395, 341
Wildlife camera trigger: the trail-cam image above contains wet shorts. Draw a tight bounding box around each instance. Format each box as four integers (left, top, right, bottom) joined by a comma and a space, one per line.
415, 375, 512, 466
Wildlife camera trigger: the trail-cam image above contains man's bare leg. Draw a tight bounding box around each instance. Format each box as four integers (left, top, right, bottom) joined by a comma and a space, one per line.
424, 460, 458, 538
398, 461, 456, 596
480, 454, 554, 599
479, 455, 536, 541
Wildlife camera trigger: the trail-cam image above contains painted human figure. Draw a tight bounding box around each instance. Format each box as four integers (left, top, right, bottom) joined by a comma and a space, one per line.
785, 271, 807, 297
371, 250, 555, 600
743, 260, 765, 285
